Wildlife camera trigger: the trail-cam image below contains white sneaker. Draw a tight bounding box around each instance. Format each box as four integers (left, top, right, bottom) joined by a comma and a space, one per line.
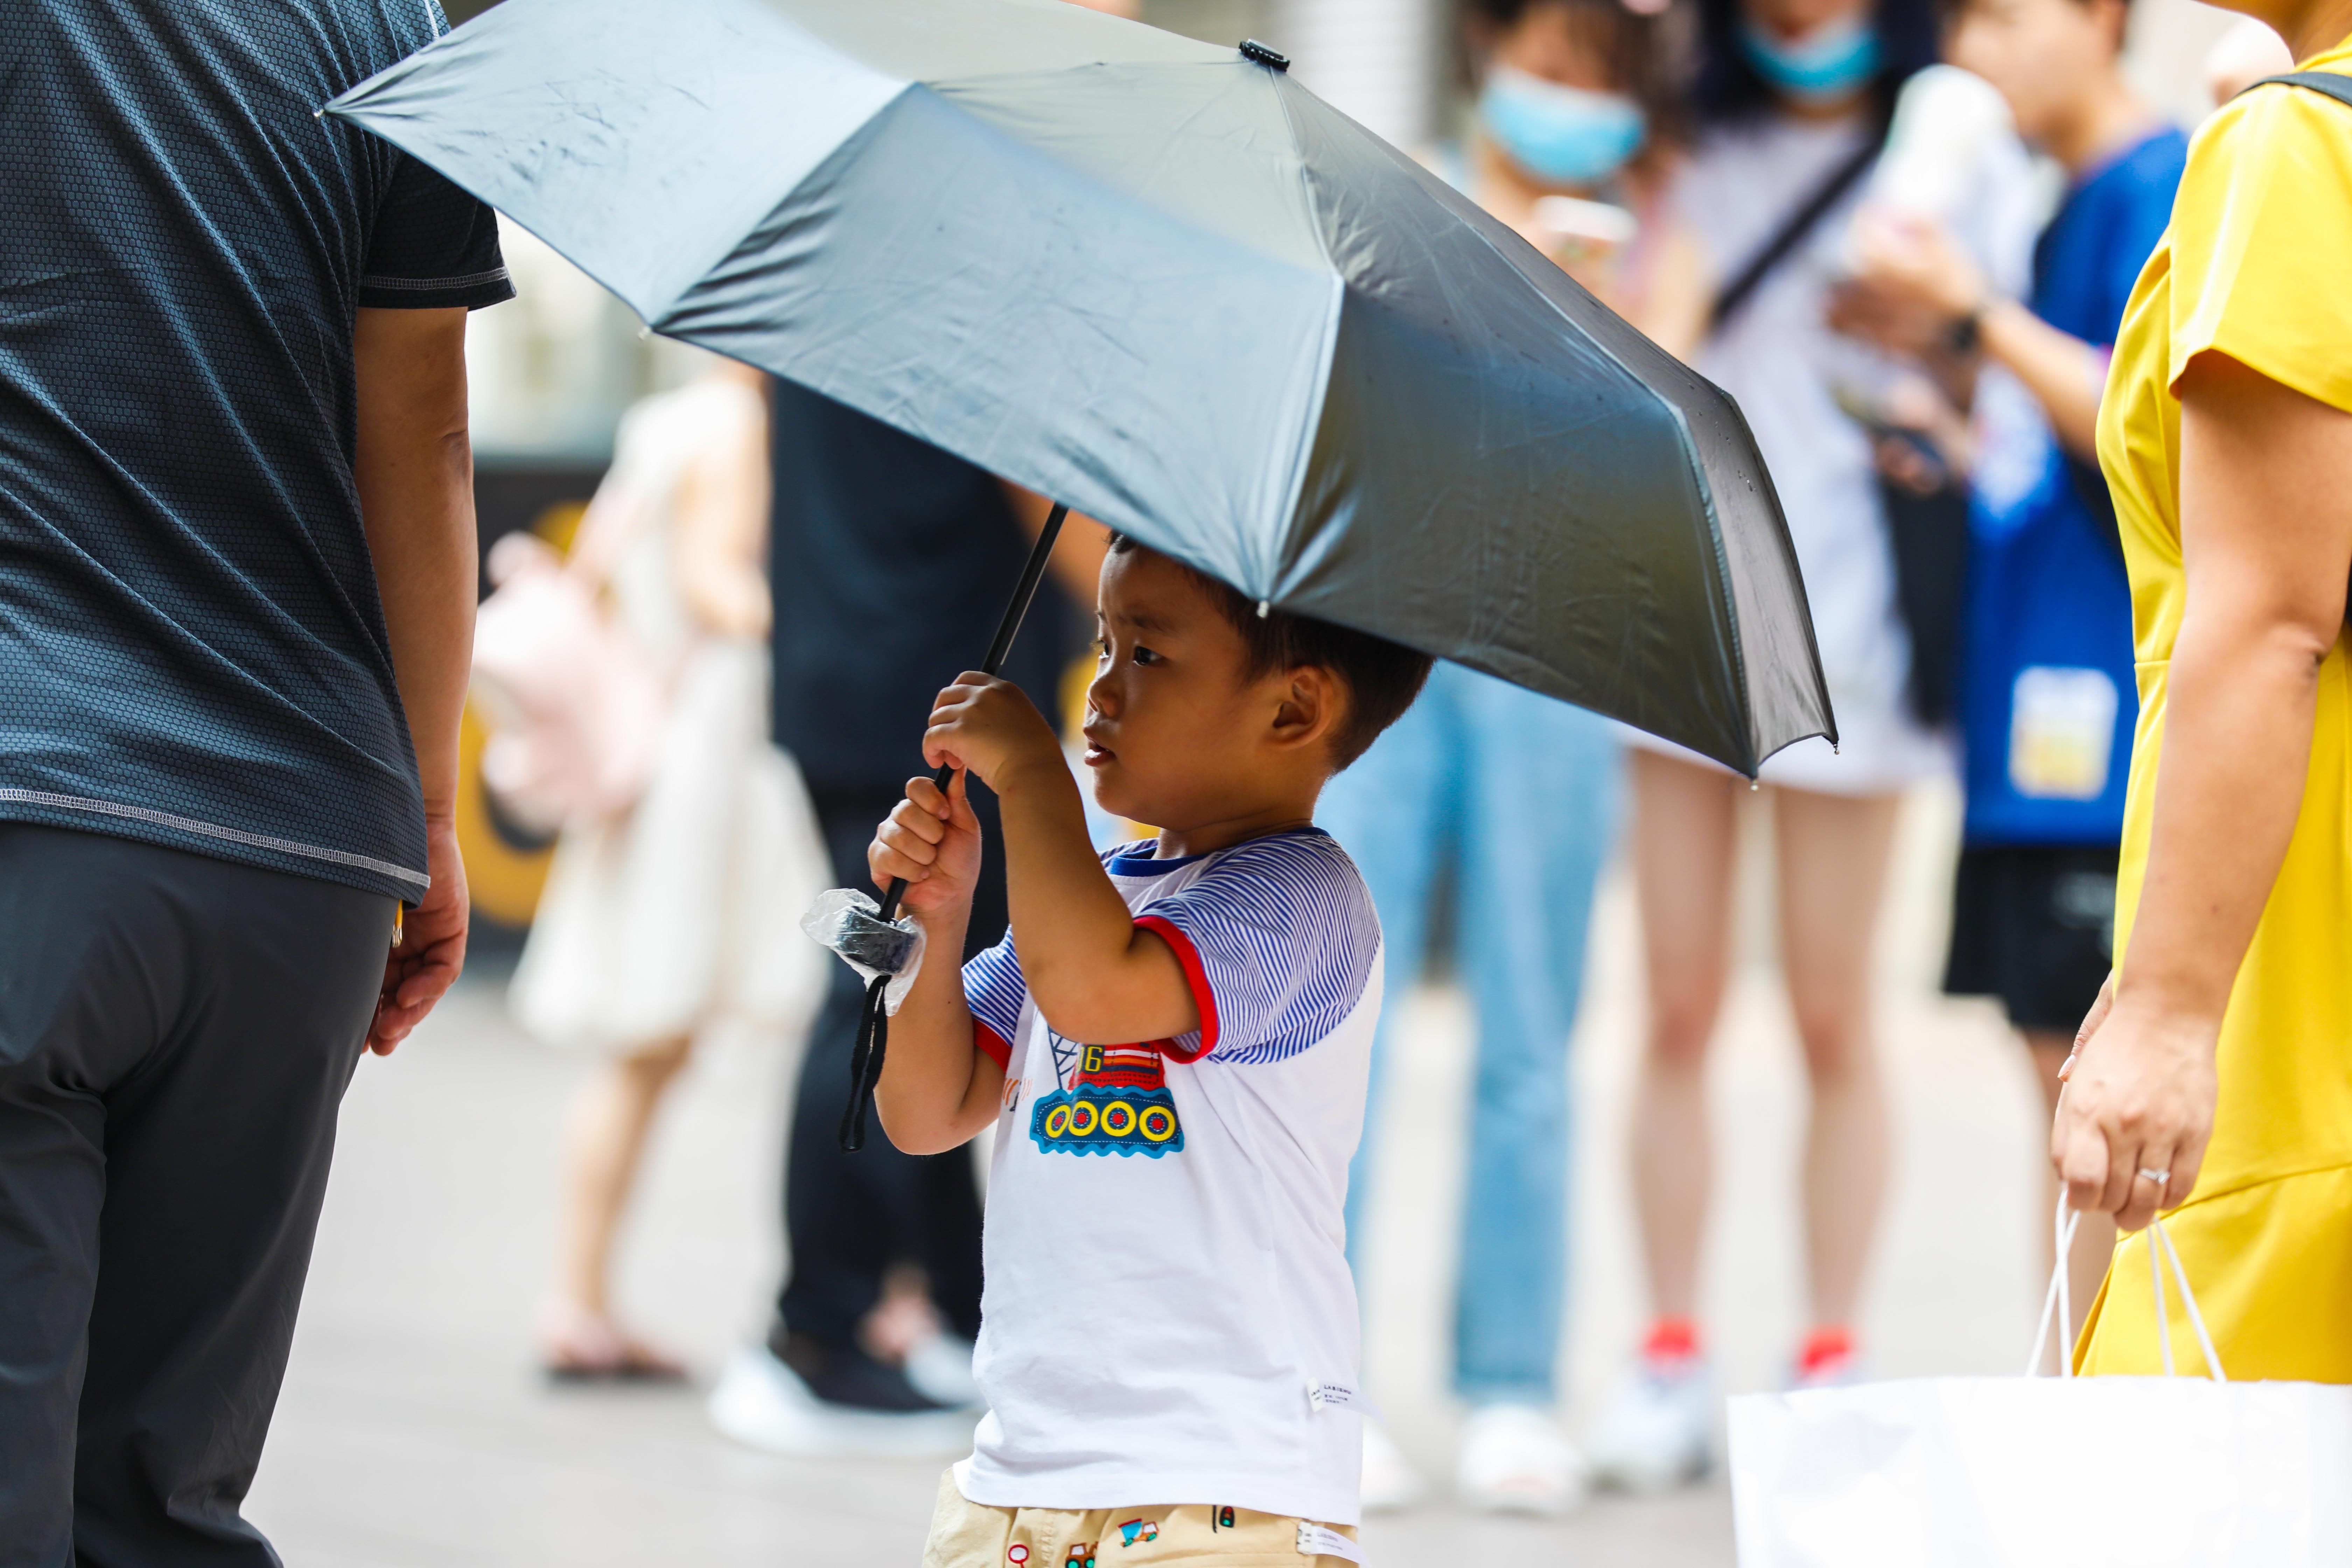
1455, 1404, 1589, 1516
707, 1346, 977, 1458
903, 1333, 981, 1408
1587, 1352, 1713, 1493
1360, 1419, 1427, 1513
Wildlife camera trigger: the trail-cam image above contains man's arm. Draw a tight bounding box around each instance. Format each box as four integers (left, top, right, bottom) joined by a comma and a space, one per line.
352, 306, 477, 1054
2055, 351, 2352, 1230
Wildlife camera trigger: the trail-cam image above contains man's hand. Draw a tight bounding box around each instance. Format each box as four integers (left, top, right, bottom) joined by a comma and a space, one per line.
2051, 988, 2219, 1233
871, 769, 984, 916
922, 672, 1063, 791
370, 813, 469, 1054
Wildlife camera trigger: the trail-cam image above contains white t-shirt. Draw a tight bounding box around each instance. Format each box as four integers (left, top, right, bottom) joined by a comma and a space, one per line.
951, 828, 1381, 1525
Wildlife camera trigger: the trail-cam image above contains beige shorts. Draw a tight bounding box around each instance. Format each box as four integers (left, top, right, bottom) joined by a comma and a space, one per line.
920, 1470, 1360, 1568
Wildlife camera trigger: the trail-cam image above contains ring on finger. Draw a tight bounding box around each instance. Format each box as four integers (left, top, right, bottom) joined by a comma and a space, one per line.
2136, 1167, 2169, 1185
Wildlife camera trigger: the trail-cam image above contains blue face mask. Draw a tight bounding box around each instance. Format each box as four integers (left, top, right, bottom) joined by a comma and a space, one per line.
1478, 65, 1648, 189
1738, 12, 1882, 105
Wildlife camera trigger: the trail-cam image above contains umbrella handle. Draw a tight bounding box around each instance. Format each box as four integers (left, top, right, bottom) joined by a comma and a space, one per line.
842, 502, 1070, 1153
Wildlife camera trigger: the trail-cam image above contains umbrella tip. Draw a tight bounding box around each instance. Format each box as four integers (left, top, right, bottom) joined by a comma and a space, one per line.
1239, 39, 1291, 71
1256, 599, 1271, 618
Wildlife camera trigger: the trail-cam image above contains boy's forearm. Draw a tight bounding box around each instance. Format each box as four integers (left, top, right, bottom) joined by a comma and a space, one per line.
995, 757, 1195, 1043
872, 899, 1000, 1155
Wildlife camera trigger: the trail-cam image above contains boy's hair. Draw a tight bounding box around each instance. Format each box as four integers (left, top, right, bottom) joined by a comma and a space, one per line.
1107, 534, 1433, 771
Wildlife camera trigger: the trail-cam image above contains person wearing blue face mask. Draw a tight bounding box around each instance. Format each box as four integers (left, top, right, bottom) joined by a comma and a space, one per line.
1591, 0, 2037, 1497
1316, 0, 1703, 1521
1456, 0, 1711, 351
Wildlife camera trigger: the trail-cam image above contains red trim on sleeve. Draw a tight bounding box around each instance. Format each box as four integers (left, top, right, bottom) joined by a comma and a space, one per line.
974, 1021, 1014, 1072
1134, 913, 1219, 1061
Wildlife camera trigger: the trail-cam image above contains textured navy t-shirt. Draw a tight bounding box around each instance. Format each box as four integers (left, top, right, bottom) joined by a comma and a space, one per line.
1, 0, 511, 901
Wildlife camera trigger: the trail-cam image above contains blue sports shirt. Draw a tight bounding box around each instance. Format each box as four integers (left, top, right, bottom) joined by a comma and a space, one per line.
1959, 127, 2187, 847
0, 1, 510, 900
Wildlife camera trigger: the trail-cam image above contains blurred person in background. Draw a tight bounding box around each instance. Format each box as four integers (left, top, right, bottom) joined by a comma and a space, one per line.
1590, 0, 2032, 1491
706, 376, 1101, 1453
1833, 0, 2185, 1332
506, 356, 826, 1379
2056, 0, 2352, 1381
1319, 0, 1701, 1517
2204, 14, 2296, 102
0, 1, 504, 1556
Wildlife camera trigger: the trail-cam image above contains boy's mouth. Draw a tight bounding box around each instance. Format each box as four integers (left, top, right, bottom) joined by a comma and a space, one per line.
1082, 743, 1114, 768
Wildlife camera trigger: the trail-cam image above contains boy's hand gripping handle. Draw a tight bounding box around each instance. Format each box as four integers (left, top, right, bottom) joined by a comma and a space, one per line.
839, 503, 1068, 1152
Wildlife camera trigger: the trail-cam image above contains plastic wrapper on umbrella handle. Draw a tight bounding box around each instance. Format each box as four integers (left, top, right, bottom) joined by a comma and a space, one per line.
800, 888, 929, 1014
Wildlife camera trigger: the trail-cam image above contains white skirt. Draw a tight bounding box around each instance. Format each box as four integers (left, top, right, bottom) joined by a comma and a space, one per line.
509, 640, 828, 1053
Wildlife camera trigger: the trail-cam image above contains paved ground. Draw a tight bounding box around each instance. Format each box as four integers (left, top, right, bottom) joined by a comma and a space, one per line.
246, 780, 2059, 1565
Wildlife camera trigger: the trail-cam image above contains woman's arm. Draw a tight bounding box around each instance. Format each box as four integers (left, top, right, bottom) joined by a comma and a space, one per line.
2054, 350, 2352, 1231
672, 378, 774, 639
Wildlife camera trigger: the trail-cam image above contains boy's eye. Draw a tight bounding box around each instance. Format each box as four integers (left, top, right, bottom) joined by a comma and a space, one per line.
1132, 644, 1160, 667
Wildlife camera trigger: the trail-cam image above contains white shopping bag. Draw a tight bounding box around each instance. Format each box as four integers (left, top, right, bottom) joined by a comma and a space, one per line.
1729, 1210, 2352, 1568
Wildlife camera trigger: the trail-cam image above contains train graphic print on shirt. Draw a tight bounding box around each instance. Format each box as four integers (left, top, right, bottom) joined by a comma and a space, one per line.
1029, 1036, 1184, 1157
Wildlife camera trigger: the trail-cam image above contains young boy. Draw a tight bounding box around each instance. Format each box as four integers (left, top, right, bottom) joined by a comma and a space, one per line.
868, 535, 1432, 1565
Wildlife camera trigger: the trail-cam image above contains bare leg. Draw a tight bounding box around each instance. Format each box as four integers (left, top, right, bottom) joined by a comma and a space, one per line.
1628, 751, 1742, 1320
1773, 788, 1899, 1331
546, 1032, 694, 1369
2026, 1032, 2116, 1344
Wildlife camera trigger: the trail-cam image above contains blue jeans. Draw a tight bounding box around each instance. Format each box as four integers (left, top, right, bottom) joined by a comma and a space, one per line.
1318, 664, 1620, 1406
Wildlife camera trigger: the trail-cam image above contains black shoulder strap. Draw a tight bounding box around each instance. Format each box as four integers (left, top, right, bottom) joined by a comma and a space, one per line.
1708, 105, 1895, 332
2244, 70, 2352, 109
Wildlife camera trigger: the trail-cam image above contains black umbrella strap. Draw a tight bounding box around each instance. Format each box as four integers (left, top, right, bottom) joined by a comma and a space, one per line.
839, 973, 892, 1152
839, 501, 1069, 1154
1708, 90, 1895, 334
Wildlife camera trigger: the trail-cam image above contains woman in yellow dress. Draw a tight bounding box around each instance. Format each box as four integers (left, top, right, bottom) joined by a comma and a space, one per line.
2056, 0, 2352, 1377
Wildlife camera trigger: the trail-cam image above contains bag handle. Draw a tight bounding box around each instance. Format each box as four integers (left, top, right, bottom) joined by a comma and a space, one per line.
2026, 1194, 2225, 1380
1706, 90, 1897, 333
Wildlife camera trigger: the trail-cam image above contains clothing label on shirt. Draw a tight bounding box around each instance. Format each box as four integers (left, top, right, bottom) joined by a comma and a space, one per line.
1305, 1380, 1375, 1417
2008, 666, 2118, 800
1296, 1523, 1363, 1562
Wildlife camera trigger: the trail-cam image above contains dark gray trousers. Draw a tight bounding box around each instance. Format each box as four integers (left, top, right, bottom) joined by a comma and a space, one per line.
0, 824, 391, 1568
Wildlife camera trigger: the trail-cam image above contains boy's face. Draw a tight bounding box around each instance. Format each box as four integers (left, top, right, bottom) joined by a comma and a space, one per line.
1082, 550, 1332, 829
1949, 0, 2124, 147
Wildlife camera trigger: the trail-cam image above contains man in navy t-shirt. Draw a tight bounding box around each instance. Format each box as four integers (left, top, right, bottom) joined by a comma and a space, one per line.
0, 2, 506, 1557
1842, 0, 2185, 1315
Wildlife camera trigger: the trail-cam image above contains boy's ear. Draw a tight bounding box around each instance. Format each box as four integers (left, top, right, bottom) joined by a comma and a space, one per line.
1268, 664, 1345, 756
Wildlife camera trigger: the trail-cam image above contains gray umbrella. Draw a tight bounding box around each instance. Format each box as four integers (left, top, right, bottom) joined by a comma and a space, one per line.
327, 0, 1833, 778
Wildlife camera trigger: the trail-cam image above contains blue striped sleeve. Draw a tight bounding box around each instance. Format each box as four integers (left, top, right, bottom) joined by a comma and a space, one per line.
1133, 832, 1380, 1065
962, 936, 1028, 1070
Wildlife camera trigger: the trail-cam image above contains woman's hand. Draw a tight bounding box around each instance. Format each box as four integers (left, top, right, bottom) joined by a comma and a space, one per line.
870, 769, 982, 916
2052, 979, 2220, 1233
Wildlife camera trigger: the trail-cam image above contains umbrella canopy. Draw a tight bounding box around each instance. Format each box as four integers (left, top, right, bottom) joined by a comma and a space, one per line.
329, 0, 1834, 775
